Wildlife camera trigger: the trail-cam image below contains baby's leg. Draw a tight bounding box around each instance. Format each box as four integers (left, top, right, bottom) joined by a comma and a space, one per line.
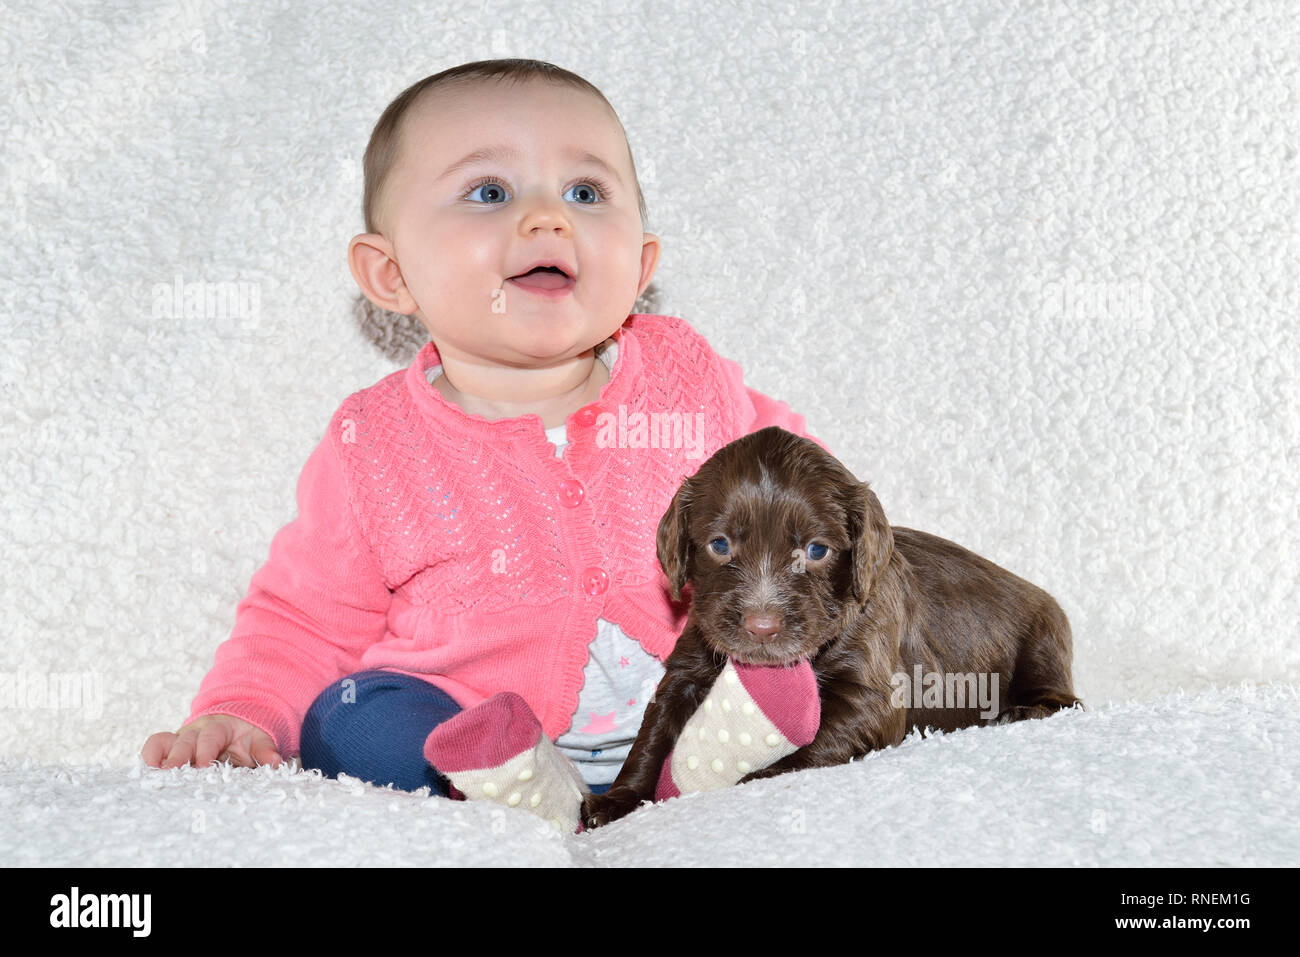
300, 669, 460, 795
423, 692, 588, 833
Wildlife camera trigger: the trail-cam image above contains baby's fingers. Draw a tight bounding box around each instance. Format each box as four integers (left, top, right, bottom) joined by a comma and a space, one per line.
192, 722, 234, 768
159, 727, 200, 769
221, 728, 281, 768
249, 737, 283, 769
141, 731, 177, 768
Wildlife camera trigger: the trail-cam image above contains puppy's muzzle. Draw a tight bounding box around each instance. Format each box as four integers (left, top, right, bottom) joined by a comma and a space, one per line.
742, 612, 783, 639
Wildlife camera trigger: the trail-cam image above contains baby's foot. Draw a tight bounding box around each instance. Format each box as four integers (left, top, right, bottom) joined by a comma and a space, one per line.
423, 692, 586, 833
655, 657, 820, 801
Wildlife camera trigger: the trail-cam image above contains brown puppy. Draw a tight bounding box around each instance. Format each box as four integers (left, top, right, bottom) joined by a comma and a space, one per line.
582, 426, 1081, 828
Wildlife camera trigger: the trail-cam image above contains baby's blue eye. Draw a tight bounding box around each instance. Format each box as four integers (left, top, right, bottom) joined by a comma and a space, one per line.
467, 181, 509, 204
806, 543, 828, 560
708, 537, 730, 556
465, 180, 606, 205
564, 182, 601, 204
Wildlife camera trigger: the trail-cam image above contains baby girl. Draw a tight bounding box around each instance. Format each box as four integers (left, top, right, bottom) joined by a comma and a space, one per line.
141, 58, 829, 832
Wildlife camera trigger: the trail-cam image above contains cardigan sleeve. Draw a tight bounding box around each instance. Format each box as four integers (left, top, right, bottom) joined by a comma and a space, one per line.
717, 353, 834, 456
184, 423, 392, 758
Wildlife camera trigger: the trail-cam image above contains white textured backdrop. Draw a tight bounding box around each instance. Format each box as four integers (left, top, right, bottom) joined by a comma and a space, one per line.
1, 0, 1296, 866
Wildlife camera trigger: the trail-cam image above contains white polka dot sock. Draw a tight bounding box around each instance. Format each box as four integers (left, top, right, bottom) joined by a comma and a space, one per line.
423, 692, 588, 833
655, 657, 820, 800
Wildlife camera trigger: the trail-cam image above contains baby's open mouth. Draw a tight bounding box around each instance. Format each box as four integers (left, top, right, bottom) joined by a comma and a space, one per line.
508, 265, 574, 291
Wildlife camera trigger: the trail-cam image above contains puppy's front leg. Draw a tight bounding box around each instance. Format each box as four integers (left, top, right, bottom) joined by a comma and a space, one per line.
581, 626, 721, 828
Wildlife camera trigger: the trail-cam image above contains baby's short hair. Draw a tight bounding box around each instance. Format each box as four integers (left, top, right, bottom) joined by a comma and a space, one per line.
362, 58, 648, 235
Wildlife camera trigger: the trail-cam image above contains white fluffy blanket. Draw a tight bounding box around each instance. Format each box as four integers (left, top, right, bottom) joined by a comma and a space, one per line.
2, 0, 1297, 866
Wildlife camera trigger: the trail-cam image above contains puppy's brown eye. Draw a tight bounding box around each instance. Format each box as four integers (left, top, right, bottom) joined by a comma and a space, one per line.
806, 543, 829, 560
708, 537, 730, 556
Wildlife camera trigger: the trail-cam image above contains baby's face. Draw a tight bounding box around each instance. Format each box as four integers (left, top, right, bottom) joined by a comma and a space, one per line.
374, 80, 657, 368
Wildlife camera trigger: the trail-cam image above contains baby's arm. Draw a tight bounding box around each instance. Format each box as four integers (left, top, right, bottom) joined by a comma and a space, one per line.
142, 419, 391, 766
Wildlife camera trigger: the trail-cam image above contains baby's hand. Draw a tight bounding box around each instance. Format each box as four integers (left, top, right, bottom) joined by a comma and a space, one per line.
141, 714, 282, 770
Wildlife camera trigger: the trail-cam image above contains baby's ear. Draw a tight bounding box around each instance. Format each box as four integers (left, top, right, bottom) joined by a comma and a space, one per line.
348, 232, 418, 316
656, 476, 696, 602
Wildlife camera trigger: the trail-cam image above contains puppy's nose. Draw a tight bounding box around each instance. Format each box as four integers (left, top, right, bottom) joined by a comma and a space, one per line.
743, 613, 783, 638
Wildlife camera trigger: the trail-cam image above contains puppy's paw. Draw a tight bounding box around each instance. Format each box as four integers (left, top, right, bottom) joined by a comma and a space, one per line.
995, 705, 1049, 723
580, 788, 645, 830
995, 697, 1083, 724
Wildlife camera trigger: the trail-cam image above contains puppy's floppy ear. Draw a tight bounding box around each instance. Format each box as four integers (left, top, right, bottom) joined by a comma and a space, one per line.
656, 475, 695, 602
844, 481, 894, 606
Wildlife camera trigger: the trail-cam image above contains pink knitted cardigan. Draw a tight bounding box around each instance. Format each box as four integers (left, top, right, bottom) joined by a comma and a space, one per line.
186, 313, 828, 758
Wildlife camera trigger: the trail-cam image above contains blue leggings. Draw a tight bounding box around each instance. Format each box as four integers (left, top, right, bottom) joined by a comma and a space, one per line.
299, 670, 609, 796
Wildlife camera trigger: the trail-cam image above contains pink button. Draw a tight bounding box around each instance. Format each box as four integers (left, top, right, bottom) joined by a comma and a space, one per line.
582, 566, 609, 596
574, 406, 597, 428
558, 478, 585, 508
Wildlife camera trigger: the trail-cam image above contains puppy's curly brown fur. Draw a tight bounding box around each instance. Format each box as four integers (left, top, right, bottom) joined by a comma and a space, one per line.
583, 427, 1081, 828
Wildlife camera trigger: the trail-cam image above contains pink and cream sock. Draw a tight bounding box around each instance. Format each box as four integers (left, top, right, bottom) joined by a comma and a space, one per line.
656, 657, 820, 801
423, 692, 587, 833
